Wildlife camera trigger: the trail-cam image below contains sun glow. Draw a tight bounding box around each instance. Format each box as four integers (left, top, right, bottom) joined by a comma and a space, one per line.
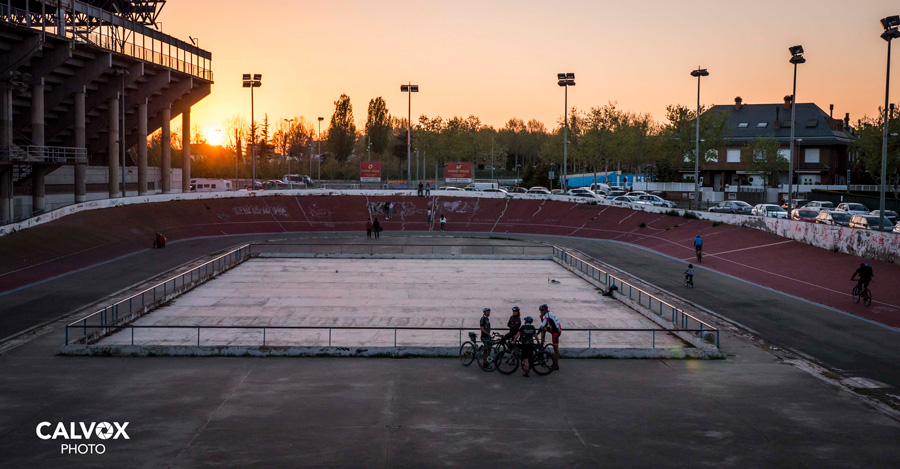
207, 128, 223, 146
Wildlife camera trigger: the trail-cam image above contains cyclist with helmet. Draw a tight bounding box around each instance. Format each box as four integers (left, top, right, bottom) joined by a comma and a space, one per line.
479, 307, 492, 368
684, 263, 694, 284
516, 316, 538, 377
502, 306, 522, 347
538, 304, 561, 370
851, 263, 874, 294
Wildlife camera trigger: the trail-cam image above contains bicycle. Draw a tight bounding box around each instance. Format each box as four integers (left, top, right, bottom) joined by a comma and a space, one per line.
851, 281, 872, 306
695, 246, 702, 263
684, 275, 693, 288
459, 332, 503, 371
529, 338, 557, 375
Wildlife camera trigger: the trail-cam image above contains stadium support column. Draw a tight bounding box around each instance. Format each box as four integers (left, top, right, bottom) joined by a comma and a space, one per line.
161, 106, 171, 193
0, 167, 11, 222
74, 89, 86, 203
137, 99, 148, 195
32, 167, 46, 212
181, 107, 190, 193
0, 82, 10, 222
31, 81, 46, 212
108, 95, 120, 198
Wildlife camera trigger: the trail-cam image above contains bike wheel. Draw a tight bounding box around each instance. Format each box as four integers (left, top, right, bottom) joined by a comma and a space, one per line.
495, 347, 520, 375
459, 342, 475, 367
531, 351, 555, 376
696, 251, 702, 263
476, 346, 497, 372
863, 290, 872, 306
852, 286, 861, 303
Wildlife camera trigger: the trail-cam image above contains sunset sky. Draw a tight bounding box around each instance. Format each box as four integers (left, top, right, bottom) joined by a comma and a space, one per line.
162, 0, 900, 142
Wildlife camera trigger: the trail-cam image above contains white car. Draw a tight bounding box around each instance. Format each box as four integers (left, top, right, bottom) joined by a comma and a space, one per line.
805, 201, 835, 211
835, 202, 870, 215
567, 188, 595, 196
636, 194, 676, 208
527, 187, 551, 195
482, 188, 508, 194
610, 195, 651, 205
626, 191, 649, 197
752, 204, 788, 218
438, 186, 464, 191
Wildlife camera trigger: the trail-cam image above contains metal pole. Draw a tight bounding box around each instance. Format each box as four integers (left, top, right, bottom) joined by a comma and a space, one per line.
407, 84, 411, 189
563, 84, 568, 192
317, 119, 322, 183
788, 63, 798, 215
694, 69, 701, 209
880, 38, 893, 229
251, 85, 255, 190
121, 74, 126, 197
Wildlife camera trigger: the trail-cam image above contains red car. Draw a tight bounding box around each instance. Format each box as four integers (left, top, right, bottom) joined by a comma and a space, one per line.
791, 208, 819, 222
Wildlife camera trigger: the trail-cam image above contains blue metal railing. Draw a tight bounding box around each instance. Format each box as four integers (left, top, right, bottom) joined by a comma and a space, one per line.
552, 246, 719, 348
65, 244, 251, 345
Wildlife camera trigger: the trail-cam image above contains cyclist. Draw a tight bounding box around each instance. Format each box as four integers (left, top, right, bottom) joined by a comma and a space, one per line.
684, 263, 694, 285
851, 263, 874, 295
503, 306, 522, 347
516, 316, 538, 377
479, 307, 492, 367
693, 235, 703, 257
538, 304, 561, 370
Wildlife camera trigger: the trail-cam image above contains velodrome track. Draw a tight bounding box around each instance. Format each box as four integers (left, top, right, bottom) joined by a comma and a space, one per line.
1, 194, 898, 328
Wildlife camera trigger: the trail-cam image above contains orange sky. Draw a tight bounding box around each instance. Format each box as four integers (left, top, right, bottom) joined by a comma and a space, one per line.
162, 0, 900, 141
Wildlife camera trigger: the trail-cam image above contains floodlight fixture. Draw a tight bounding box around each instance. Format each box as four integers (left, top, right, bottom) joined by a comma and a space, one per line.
242, 73, 251, 80
881, 15, 900, 29
253, 74, 262, 80
557, 73, 566, 80
690, 68, 709, 77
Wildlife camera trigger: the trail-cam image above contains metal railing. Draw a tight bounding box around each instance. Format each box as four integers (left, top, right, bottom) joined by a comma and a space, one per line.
552, 246, 719, 347
64, 324, 704, 350
250, 243, 554, 257
0, 145, 87, 163
65, 244, 251, 345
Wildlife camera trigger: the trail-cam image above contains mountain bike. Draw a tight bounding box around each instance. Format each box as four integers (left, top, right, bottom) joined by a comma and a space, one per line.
459, 332, 503, 371
851, 281, 872, 306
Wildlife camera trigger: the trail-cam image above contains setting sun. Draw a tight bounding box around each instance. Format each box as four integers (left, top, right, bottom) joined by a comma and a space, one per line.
207, 128, 223, 146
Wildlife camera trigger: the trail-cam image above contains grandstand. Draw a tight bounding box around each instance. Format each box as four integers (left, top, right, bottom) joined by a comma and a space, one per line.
0, 0, 211, 223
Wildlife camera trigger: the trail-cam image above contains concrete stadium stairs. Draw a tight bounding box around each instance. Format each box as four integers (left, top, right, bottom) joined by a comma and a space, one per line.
1, 195, 898, 327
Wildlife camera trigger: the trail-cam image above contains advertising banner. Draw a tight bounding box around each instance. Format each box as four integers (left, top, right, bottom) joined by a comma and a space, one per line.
360, 162, 381, 182
445, 162, 473, 183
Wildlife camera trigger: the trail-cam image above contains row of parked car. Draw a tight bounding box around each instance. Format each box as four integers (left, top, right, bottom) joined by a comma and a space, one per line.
709, 199, 900, 233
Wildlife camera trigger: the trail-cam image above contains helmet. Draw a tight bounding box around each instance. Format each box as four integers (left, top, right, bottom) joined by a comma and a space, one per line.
483, 307, 491, 313
524, 316, 533, 323
688, 264, 693, 268
512, 306, 520, 312
539, 304, 548, 311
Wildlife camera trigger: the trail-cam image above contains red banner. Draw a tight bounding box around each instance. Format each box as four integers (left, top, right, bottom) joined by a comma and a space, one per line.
445, 162, 472, 183
360, 162, 381, 182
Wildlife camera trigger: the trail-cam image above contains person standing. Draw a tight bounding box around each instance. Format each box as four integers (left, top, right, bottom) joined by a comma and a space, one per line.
425, 182, 431, 196
426, 208, 433, 230
418, 180, 424, 197
440, 214, 446, 232
372, 217, 381, 238
503, 306, 522, 346
516, 316, 538, 377
538, 304, 561, 370
365, 218, 373, 239
479, 307, 492, 368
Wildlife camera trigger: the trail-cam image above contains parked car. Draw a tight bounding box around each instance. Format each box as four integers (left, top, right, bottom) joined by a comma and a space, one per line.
835, 202, 870, 215
895, 223, 900, 234
625, 191, 649, 197
550, 189, 565, 195
438, 186, 464, 191
573, 192, 604, 200
636, 194, 676, 207
791, 208, 820, 222
589, 183, 610, 194
782, 198, 810, 210
482, 188, 508, 194
751, 204, 788, 218
849, 214, 895, 231
804, 201, 835, 211
606, 190, 627, 198
650, 191, 670, 200
815, 210, 853, 227
610, 195, 651, 205
526, 187, 551, 195
567, 188, 594, 196
709, 201, 753, 214
869, 210, 899, 225
506, 186, 528, 193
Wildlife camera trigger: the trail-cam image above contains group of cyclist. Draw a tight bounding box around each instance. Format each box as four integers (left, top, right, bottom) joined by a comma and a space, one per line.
480, 304, 561, 377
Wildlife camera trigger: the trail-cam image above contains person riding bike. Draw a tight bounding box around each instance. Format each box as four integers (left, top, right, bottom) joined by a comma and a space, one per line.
479, 307, 492, 368
684, 263, 694, 285
502, 306, 522, 347
538, 304, 561, 370
516, 316, 538, 377
693, 235, 703, 256
851, 263, 874, 295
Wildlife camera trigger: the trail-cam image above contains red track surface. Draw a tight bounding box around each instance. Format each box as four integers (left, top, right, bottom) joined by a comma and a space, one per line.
1, 195, 897, 327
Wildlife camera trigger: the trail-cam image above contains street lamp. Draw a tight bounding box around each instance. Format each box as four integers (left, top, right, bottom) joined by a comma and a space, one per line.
787, 46, 805, 215
242, 73, 262, 190
879, 16, 900, 229
317, 117, 324, 183
401, 83, 419, 190
283, 118, 294, 185
557, 73, 575, 191
690, 67, 709, 209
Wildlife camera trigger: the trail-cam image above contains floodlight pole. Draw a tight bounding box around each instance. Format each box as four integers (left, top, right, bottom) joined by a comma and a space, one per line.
557, 73, 575, 192
242, 74, 262, 190
788, 47, 805, 216
317, 117, 323, 183
401, 83, 418, 190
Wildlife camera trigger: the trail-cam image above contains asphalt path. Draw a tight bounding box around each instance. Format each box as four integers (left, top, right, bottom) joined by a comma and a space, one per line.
2, 231, 899, 390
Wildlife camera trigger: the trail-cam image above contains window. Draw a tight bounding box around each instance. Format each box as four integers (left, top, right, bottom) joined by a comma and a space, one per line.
212, 184, 217, 189
756, 122, 768, 128
726, 148, 740, 163
738, 122, 749, 128
805, 148, 820, 163
805, 120, 818, 128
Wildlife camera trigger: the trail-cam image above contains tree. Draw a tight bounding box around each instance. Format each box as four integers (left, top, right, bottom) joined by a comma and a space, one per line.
855, 103, 900, 198
657, 104, 729, 183
326, 94, 357, 162
741, 136, 787, 187
365, 97, 392, 156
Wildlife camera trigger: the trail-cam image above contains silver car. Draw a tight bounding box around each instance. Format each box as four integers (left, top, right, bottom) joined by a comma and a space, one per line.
836, 202, 870, 215
752, 204, 788, 218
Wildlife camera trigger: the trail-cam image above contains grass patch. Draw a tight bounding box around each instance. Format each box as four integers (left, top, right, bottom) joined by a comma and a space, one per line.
664, 209, 680, 217
682, 212, 699, 220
